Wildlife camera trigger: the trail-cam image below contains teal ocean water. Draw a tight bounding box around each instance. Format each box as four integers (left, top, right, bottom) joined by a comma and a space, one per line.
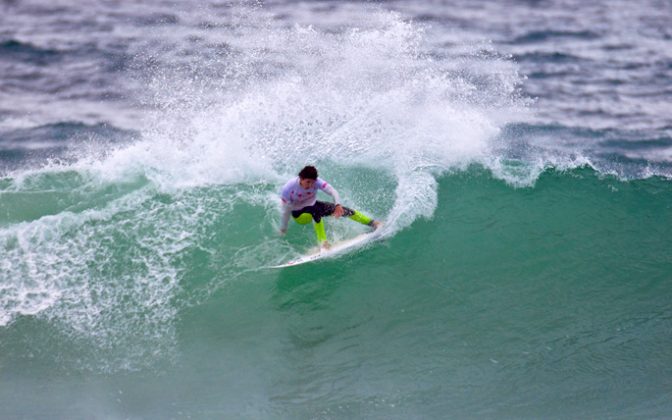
1, 0, 672, 418
2, 166, 671, 418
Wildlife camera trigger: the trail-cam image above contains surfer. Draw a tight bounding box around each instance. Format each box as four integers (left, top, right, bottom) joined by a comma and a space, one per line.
279, 165, 381, 248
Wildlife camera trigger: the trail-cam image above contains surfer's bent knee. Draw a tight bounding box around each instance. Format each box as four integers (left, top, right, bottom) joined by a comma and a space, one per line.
293, 212, 313, 225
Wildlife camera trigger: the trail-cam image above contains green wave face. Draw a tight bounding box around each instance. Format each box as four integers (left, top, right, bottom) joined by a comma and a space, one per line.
2, 165, 670, 374
2, 164, 671, 417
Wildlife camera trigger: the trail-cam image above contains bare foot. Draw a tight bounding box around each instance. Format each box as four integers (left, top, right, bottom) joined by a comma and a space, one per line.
371, 220, 382, 230
321, 241, 331, 250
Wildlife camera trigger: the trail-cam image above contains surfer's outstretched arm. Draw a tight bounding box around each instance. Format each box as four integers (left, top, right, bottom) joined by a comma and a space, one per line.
279, 199, 291, 234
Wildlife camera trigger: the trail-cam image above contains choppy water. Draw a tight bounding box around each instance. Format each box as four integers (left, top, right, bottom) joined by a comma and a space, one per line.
1, 0, 671, 418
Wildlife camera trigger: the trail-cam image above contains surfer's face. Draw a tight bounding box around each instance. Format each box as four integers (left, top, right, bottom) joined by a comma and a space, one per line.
300, 178, 316, 189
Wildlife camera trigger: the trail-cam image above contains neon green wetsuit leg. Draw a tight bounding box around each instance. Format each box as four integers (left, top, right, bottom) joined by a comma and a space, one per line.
293, 213, 312, 225
293, 212, 327, 244
349, 210, 373, 226
293, 207, 373, 245
312, 211, 371, 244
313, 219, 327, 244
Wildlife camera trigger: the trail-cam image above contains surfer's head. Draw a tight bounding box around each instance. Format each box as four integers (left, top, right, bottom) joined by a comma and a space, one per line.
299, 165, 318, 189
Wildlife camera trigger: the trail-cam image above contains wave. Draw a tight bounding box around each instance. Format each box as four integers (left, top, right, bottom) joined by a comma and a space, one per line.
2, 163, 670, 369
1, 9, 670, 372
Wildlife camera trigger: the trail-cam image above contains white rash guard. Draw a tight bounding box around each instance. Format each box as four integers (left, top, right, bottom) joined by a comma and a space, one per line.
279, 177, 341, 231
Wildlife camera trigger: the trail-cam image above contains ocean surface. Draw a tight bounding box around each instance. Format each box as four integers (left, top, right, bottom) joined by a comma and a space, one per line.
1, 0, 671, 418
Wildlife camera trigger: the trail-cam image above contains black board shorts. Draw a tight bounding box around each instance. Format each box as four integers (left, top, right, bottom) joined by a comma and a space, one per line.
292, 201, 354, 223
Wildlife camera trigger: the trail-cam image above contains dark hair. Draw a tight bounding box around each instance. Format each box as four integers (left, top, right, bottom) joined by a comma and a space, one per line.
298, 165, 318, 180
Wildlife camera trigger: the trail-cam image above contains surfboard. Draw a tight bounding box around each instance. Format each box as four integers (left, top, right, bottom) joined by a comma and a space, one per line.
271, 229, 382, 268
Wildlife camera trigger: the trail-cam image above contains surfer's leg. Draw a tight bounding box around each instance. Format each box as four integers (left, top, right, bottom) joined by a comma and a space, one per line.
307, 205, 328, 245
292, 212, 313, 225
312, 201, 335, 220
314, 201, 377, 227
313, 219, 327, 244
313, 201, 354, 218
348, 210, 375, 226
293, 206, 328, 245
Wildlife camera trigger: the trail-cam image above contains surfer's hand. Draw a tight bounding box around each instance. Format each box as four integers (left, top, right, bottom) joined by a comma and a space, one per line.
333, 204, 344, 218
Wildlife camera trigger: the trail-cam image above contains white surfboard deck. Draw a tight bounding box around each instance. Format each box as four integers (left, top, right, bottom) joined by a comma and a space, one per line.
271, 230, 381, 268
